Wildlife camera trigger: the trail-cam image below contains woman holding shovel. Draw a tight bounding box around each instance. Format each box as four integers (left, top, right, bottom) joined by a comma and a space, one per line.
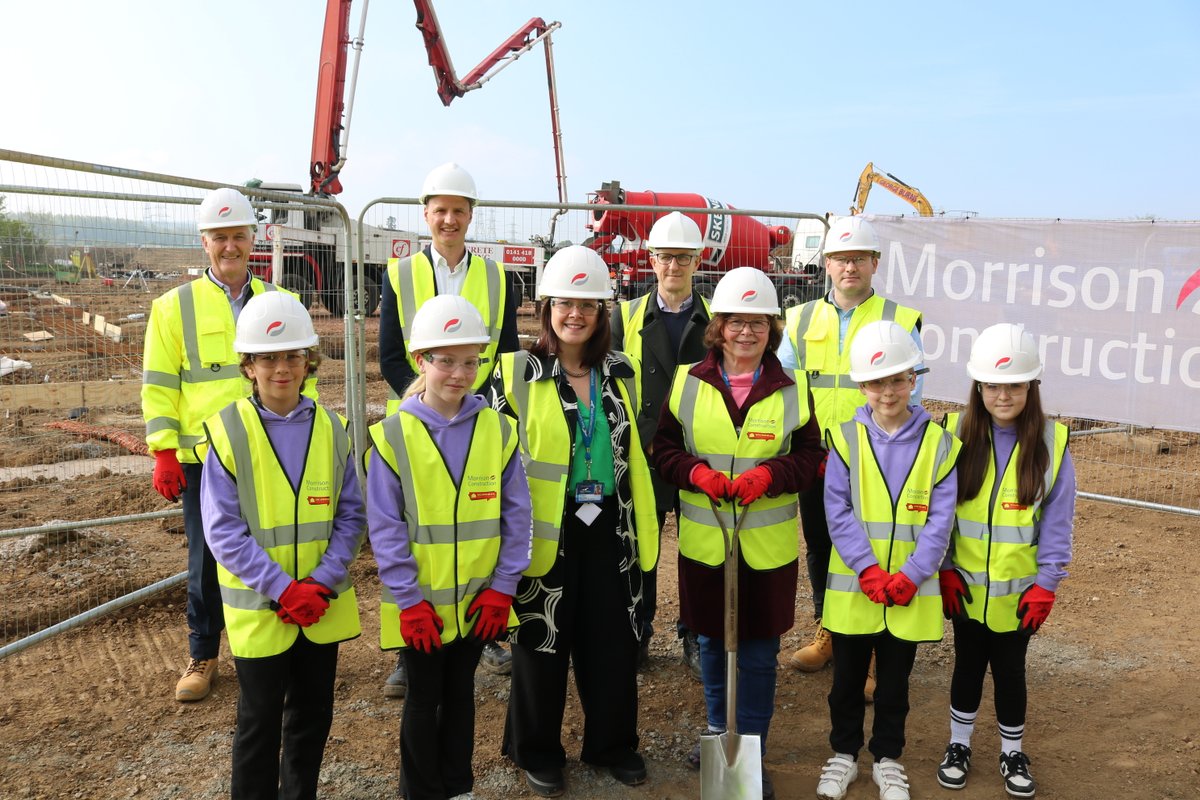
653, 267, 824, 800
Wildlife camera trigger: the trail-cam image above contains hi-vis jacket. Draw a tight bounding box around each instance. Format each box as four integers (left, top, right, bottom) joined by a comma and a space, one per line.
666, 364, 810, 570
203, 399, 361, 659
784, 294, 920, 440
945, 413, 1072, 632
384, 248, 506, 414
368, 403, 524, 649
824, 408, 960, 643
142, 274, 316, 463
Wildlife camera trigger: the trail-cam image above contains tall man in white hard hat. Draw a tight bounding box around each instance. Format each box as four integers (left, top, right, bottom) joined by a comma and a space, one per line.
378, 162, 520, 693
610, 210, 711, 679
142, 187, 316, 702
778, 216, 924, 696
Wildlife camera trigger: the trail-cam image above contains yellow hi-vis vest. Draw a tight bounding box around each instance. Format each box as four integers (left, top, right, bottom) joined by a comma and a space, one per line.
497, 351, 658, 577
385, 250, 507, 414
784, 295, 920, 442
667, 367, 809, 570
618, 292, 711, 363
203, 399, 360, 659
945, 413, 1069, 632
824, 418, 960, 643
144, 278, 319, 463
368, 408, 520, 649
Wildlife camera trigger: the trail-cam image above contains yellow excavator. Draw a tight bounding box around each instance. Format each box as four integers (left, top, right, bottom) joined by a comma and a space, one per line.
851, 162, 934, 216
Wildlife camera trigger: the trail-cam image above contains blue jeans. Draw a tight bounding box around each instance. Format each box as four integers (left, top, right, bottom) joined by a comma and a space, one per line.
183, 462, 224, 660
697, 634, 780, 754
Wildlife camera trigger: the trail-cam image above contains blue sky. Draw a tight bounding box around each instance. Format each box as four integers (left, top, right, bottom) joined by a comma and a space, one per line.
3, 0, 1198, 221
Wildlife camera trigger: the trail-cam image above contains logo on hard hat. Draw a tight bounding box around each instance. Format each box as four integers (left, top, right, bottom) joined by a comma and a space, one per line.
570, 272, 589, 286
994, 356, 1012, 370
740, 290, 758, 302
870, 350, 886, 366
838, 231, 853, 242
217, 206, 232, 218
266, 320, 285, 337
443, 318, 462, 333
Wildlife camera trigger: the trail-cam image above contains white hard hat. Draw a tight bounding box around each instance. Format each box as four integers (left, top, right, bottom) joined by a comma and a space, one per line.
967, 323, 1043, 383
710, 267, 780, 315
419, 162, 478, 205
408, 295, 490, 351
647, 211, 703, 250
235, 292, 319, 354
824, 216, 881, 256
537, 245, 613, 300
198, 188, 258, 231
849, 320, 921, 382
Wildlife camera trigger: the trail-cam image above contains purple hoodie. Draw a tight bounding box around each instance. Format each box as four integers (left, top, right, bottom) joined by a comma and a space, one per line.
366, 392, 533, 610
201, 397, 366, 601
824, 403, 957, 585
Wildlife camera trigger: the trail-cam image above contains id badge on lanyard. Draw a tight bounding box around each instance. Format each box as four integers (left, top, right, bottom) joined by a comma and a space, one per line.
573, 369, 604, 522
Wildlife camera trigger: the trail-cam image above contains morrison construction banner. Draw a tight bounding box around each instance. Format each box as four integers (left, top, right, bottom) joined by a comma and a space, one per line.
866, 216, 1200, 432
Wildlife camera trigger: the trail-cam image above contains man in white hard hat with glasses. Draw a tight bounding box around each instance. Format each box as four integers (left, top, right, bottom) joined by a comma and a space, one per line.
777, 216, 924, 701
378, 162, 521, 694
610, 211, 712, 678
142, 187, 316, 702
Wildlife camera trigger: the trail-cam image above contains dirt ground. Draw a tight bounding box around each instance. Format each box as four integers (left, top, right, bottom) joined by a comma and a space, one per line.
2, 288, 1199, 799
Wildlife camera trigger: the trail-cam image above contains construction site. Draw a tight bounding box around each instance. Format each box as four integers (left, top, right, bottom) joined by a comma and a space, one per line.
3, 2, 1200, 799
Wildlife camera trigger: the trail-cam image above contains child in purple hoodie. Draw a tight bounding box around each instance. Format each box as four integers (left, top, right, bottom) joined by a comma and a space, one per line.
366, 295, 532, 800
815, 321, 961, 800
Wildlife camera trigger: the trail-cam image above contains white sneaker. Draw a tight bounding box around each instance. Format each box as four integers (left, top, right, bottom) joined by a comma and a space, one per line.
816, 754, 858, 800
872, 758, 911, 800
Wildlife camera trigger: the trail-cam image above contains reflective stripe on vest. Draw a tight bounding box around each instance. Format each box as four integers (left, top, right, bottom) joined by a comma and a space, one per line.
668, 366, 808, 569
784, 295, 920, 440
947, 413, 1068, 632
823, 418, 960, 643
618, 292, 711, 363
205, 399, 360, 658
369, 409, 518, 649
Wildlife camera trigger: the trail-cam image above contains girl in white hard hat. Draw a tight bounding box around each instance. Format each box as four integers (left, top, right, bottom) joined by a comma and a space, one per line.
366, 294, 532, 800
652, 266, 824, 800
199, 291, 365, 800
815, 320, 960, 800
934, 323, 1075, 799
488, 245, 657, 797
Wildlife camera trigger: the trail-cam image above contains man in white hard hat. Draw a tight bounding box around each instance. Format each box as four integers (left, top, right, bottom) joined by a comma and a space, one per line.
777, 216, 924, 699
378, 162, 520, 694
142, 187, 316, 702
610, 211, 711, 678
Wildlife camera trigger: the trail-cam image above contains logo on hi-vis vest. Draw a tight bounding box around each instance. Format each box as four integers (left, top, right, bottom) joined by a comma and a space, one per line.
443, 317, 462, 333
307, 496, 330, 505
905, 503, 929, 512
904, 488, 929, 513
266, 320, 285, 337
994, 356, 1013, 370
469, 491, 498, 501
1001, 501, 1030, 511
747, 431, 776, 441
570, 272, 589, 286
217, 206, 232, 218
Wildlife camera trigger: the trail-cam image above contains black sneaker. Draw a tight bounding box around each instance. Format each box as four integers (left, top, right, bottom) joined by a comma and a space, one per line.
525, 768, 565, 797
999, 751, 1036, 798
479, 641, 513, 675
680, 629, 702, 681
637, 638, 651, 671
609, 751, 647, 786
383, 653, 406, 698
937, 742, 971, 789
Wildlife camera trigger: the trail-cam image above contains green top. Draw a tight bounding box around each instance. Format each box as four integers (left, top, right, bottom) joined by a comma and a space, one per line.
568, 375, 615, 496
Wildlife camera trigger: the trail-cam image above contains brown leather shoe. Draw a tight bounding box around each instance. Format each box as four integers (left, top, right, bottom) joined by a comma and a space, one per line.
788, 622, 833, 672
175, 657, 218, 702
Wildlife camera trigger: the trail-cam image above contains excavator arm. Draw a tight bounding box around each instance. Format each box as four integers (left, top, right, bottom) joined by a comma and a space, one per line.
851, 162, 934, 217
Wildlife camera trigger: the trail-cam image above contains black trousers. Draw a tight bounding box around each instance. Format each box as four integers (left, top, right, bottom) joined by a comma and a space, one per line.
400, 637, 485, 800
506, 499, 640, 770
950, 617, 1029, 729
182, 461, 224, 660
799, 477, 832, 619
828, 631, 917, 761
231, 634, 339, 800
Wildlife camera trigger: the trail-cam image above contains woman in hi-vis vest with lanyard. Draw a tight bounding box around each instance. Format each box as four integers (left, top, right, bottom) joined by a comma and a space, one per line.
935, 323, 1075, 800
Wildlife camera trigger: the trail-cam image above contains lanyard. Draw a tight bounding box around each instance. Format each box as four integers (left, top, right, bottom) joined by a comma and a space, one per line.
720, 363, 761, 388
577, 368, 598, 479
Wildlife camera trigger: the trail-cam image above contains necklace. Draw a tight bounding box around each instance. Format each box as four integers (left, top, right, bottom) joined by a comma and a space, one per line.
562, 364, 589, 378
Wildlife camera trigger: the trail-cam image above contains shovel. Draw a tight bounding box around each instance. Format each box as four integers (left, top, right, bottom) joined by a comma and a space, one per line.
700, 498, 762, 799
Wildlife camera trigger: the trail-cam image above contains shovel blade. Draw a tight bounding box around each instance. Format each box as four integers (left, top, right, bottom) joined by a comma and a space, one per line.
700, 732, 762, 799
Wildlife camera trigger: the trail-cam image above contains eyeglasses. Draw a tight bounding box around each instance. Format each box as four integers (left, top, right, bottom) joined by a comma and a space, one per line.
549, 298, 602, 316
826, 254, 874, 267
725, 317, 770, 334
653, 252, 698, 266
425, 354, 488, 373
252, 351, 309, 366
860, 373, 914, 393
980, 382, 1030, 396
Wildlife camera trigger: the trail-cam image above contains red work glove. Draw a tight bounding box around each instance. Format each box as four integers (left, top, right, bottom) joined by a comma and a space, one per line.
400, 600, 444, 653
885, 571, 919, 607
1016, 584, 1055, 634
467, 588, 513, 643
858, 565, 892, 605
692, 465, 734, 504
278, 578, 335, 627
152, 449, 186, 502
817, 452, 829, 479
731, 465, 773, 507
939, 569, 973, 621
